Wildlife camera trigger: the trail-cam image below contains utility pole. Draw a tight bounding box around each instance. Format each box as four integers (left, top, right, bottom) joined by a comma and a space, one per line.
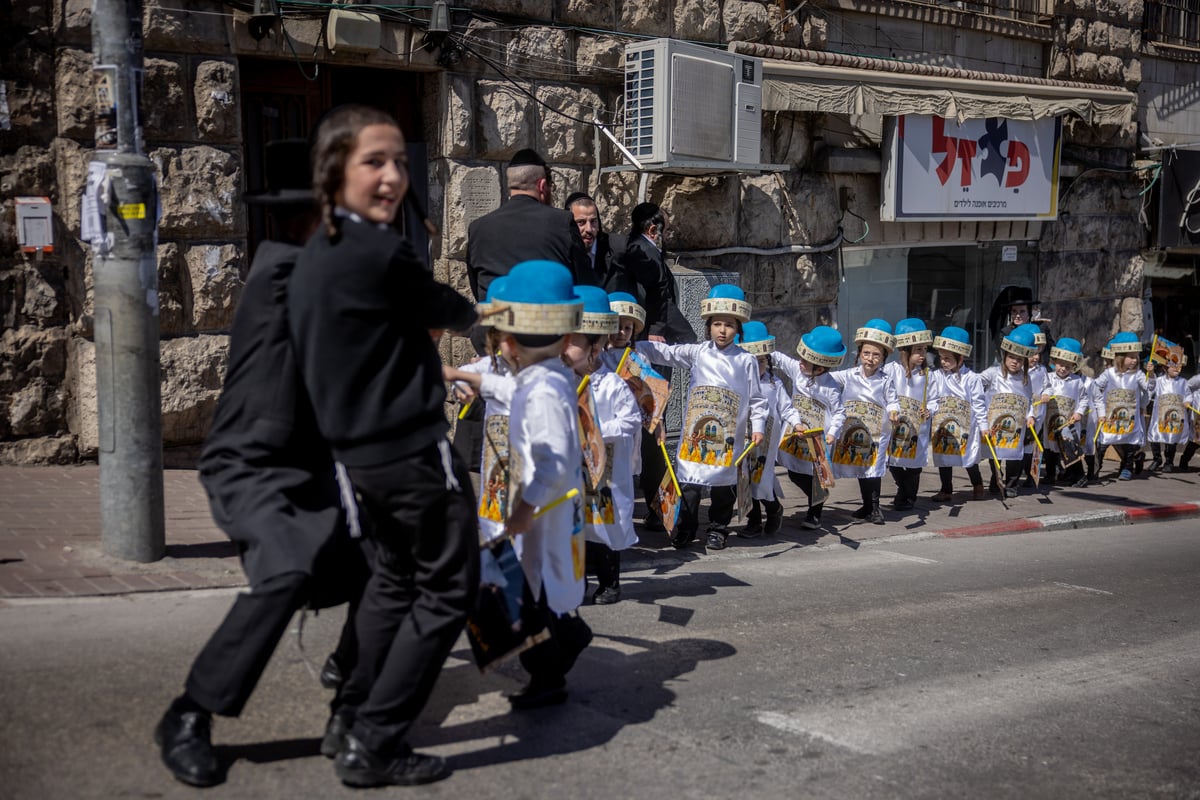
91, 0, 165, 561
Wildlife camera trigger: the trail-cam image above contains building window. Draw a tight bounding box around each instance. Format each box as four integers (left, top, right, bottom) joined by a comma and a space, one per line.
911, 0, 1054, 24
1145, 0, 1200, 48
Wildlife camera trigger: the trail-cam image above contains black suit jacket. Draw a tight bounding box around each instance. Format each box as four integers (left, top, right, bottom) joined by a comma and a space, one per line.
466, 194, 598, 302
620, 234, 696, 343
593, 231, 638, 296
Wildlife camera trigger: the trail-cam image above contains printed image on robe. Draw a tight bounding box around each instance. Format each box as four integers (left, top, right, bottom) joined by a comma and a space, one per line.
748, 418, 774, 486
1191, 406, 1200, 445
987, 393, 1029, 451
1155, 393, 1185, 436
584, 442, 617, 525
504, 448, 525, 537
617, 349, 671, 432
577, 386, 606, 489
680, 385, 741, 466
1054, 422, 1084, 468
780, 395, 826, 461
932, 396, 970, 457
466, 539, 550, 673
887, 395, 923, 460
570, 494, 586, 581
736, 452, 753, 519
832, 399, 883, 468
1100, 388, 1137, 436
478, 416, 509, 542
1046, 394, 1076, 440
656, 468, 682, 535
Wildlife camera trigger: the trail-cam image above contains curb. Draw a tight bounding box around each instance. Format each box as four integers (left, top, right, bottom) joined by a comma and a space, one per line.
938, 502, 1200, 539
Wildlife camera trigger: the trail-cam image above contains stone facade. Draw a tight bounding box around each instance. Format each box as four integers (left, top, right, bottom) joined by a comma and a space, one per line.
0, 0, 1194, 463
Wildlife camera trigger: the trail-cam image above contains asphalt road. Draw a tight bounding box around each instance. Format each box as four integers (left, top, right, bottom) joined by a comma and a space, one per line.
2, 521, 1198, 799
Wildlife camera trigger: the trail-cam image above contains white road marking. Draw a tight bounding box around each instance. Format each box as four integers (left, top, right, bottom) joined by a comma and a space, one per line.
1052, 581, 1114, 596
874, 549, 939, 565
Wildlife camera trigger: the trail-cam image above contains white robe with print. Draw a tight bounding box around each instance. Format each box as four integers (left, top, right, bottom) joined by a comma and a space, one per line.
583, 368, 641, 550
829, 366, 900, 479
508, 359, 585, 615
1042, 371, 1091, 454
636, 340, 767, 487
883, 362, 935, 469
977, 366, 1034, 461
748, 372, 804, 501
770, 352, 845, 476
457, 358, 515, 544
928, 366, 988, 468
1147, 374, 1189, 445
1093, 368, 1150, 447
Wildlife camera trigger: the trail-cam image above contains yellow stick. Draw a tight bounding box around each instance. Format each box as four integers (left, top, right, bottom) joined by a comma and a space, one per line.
615, 346, 631, 376
659, 440, 681, 495
781, 427, 824, 441
576, 373, 591, 397
984, 432, 1004, 476
1188, 405, 1200, 415
1146, 334, 1158, 380
535, 488, 580, 518
734, 440, 757, 467
457, 399, 473, 420
1027, 420, 1044, 453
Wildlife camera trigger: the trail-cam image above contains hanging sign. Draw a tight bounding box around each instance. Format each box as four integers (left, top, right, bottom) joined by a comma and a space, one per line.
882, 115, 1062, 222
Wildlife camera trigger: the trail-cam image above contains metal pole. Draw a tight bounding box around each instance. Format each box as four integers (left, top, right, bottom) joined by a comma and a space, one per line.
92, 0, 165, 561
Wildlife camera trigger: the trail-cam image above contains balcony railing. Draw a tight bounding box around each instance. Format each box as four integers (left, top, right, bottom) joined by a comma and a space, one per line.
909, 0, 1055, 24
1145, 0, 1200, 48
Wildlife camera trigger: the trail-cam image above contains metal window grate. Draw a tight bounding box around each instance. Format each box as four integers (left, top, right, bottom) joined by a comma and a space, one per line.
1145, 0, 1200, 48
908, 0, 1054, 24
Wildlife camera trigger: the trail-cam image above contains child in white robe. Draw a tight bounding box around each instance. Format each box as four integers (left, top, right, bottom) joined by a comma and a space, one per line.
1094, 332, 1151, 481
1148, 358, 1189, 472
1039, 337, 1090, 487
929, 326, 988, 502
977, 323, 1040, 497
885, 318, 935, 510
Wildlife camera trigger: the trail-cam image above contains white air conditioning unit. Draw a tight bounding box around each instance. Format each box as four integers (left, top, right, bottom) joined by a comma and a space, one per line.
623, 39, 764, 171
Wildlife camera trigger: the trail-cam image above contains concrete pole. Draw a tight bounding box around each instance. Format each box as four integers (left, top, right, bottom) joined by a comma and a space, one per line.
92, 0, 165, 562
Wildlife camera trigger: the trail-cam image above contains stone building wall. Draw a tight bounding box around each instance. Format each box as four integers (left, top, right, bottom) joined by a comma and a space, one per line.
0, 0, 1181, 464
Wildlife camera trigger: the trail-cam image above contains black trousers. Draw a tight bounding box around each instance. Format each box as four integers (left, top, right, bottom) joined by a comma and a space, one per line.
184, 534, 371, 718
585, 540, 621, 591
748, 498, 783, 523
518, 587, 593, 687
639, 429, 668, 520
786, 470, 824, 519
679, 483, 736, 536
339, 442, 479, 757
938, 465, 983, 492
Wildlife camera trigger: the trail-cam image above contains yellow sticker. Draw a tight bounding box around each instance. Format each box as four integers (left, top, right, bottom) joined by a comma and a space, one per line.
118, 203, 146, 220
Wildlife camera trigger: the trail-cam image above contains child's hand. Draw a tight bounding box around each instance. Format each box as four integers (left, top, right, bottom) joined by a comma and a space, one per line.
1026, 416, 1036, 428
505, 500, 536, 536
1069, 413, 1082, 425
752, 431, 764, 447
825, 433, 835, 445
1038, 394, 1051, 405
919, 407, 931, 420
453, 384, 477, 404
889, 411, 900, 424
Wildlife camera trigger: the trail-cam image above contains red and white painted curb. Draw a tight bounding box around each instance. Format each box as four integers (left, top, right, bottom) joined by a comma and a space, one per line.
939, 501, 1200, 538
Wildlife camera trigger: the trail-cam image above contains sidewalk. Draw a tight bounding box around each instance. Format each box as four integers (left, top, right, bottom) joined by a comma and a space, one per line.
1, 462, 1197, 599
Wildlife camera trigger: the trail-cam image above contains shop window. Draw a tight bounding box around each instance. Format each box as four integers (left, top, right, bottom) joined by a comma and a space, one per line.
1145, 0, 1200, 49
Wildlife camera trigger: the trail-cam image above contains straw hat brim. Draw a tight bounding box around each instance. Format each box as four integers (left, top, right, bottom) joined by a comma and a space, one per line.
855, 327, 895, 353
609, 301, 646, 333
895, 330, 933, 349
1049, 346, 1082, 366
796, 340, 844, 368
491, 300, 583, 335
739, 338, 774, 356
1000, 339, 1039, 359
576, 312, 619, 335
933, 336, 972, 357
700, 297, 751, 323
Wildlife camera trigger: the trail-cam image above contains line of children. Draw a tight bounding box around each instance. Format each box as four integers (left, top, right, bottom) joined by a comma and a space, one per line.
569, 286, 641, 606
635, 285, 767, 550
928, 326, 988, 501
738, 321, 804, 538
829, 319, 900, 524
772, 325, 847, 530
885, 318, 935, 510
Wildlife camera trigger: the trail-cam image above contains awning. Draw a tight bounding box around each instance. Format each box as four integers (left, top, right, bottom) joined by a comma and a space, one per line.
732, 43, 1136, 127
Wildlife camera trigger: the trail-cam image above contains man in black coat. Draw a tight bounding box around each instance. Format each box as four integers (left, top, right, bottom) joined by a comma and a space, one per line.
619, 202, 697, 531
154, 140, 370, 788
565, 191, 635, 296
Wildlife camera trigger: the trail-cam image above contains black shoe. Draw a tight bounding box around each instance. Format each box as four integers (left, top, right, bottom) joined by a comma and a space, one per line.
892, 498, 914, 511
670, 529, 696, 548
335, 733, 450, 787
868, 507, 885, 525
706, 525, 729, 550
1133, 452, 1146, 474
764, 514, 783, 535
1003, 486, 1019, 498
800, 516, 821, 530
641, 514, 666, 532
741, 520, 763, 539
1071, 475, 1089, 488
1163, 463, 1175, 473
155, 707, 221, 788
321, 710, 353, 759
850, 505, 870, 520
319, 654, 345, 691
508, 680, 568, 711
593, 586, 621, 605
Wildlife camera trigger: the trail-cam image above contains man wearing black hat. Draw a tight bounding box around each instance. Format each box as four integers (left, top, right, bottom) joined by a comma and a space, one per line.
465, 148, 598, 302
620, 201, 697, 531
154, 139, 371, 787
565, 191, 635, 296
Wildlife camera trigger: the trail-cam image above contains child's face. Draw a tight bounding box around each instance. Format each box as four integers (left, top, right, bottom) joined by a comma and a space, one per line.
1167, 363, 1181, 378
1029, 352, 1041, 367
337, 123, 409, 226
756, 354, 769, 375
1052, 358, 1073, 378
859, 343, 886, 374
610, 317, 635, 348
709, 316, 738, 348
562, 333, 599, 374
799, 359, 824, 378
1115, 353, 1138, 372
936, 349, 960, 373
907, 344, 928, 369
1003, 352, 1025, 375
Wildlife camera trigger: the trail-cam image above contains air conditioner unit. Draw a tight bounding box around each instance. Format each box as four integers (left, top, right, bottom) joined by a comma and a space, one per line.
623, 39, 764, 171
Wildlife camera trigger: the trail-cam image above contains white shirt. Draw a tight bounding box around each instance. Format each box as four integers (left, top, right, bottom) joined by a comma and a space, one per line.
508, 358, 585, 615
636, 339, 767, 486
929, 365, 988, 468
770, 352, 845, 476
829, 365, 900, 479
1147, 374, 1189, 445
583, 368, 641, 550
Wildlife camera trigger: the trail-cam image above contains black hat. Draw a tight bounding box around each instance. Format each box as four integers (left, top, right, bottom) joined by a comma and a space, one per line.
998, 285, 1038, 309
244, 139, 313, 206
631, 201, 661, 229
508, 148, 546, 169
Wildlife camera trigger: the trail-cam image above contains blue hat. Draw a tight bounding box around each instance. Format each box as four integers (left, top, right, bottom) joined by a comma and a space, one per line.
737, 320, 775, 356
855, 318, 895, 352
491, 260, 583, 335
1109, 331, 1141, 354
894, 317, 933, 348
933, 326, 972, 357
797, 325, 846, 368
608, 291, 645, 333
477, 276, 509, 327
1001, 324, 1039, 359
1050, 337, 1084, 367
700, 283, 751, 323
574, 285, 619, 335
